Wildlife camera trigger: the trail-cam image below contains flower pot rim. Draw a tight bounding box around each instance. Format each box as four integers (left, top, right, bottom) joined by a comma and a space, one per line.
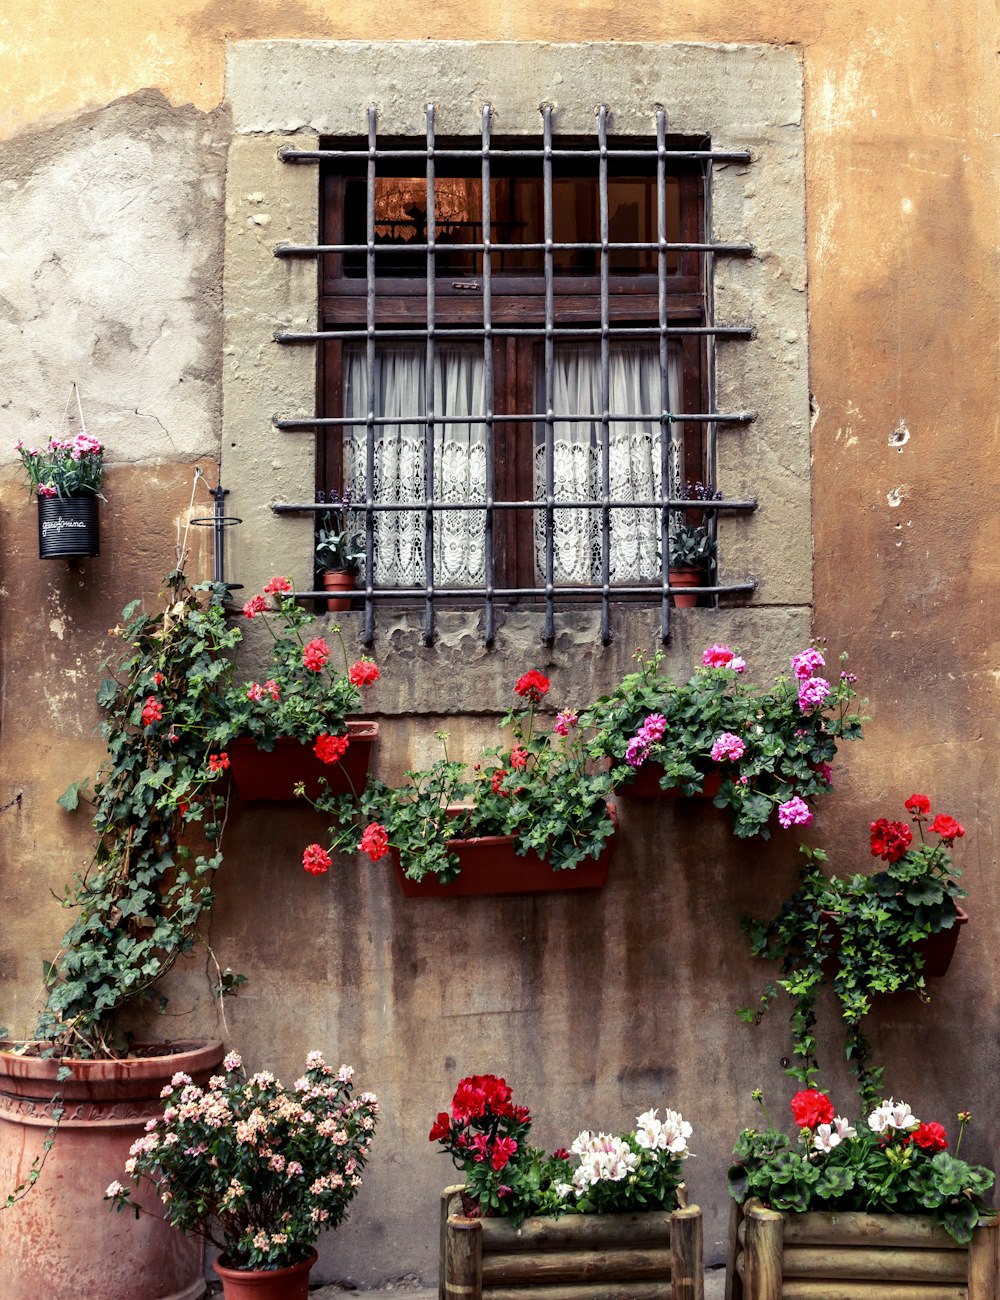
443, 801, 619, 851
0, 1038, 225, 1093
231, 720, 379, 751
214, 1246, 318, 1279
819, 902, 969, 925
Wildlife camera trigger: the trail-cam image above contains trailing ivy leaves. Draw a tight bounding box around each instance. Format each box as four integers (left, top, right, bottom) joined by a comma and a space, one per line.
37, 575, 243, 1058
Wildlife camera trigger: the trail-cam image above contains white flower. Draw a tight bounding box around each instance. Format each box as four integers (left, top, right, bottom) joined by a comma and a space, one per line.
868, 1098, 918, 1134
223, 1051, 242, 1073
634, 1109, 667, 1151
554, 1181, 574, 1199
658, 1108, 693, 1155
105, 1180, 125, 1198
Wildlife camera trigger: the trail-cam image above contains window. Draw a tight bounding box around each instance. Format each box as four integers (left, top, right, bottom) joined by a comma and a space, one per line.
276, 105, 755, 639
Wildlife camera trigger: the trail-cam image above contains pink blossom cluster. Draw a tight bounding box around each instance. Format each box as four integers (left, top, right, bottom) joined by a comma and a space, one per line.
625, 713, 667, 767
710, 731, 746, 763
702, 643, 746, 672
792, 645, 832, 713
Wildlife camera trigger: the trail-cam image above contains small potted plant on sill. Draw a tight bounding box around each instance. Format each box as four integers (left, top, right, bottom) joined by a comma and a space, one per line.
298, 670, 617, 896
433, 1072, 704, 1300
740, 795, 969, 1111
667, 480, 720, 607
726, 1089, 998, 1299
1, 571, 239, 1300
221, 576, 381, 801
106, 1049, 378, 1300
315, 492, 366, 611
15, 424, 105, 559
584, 642, 864, 836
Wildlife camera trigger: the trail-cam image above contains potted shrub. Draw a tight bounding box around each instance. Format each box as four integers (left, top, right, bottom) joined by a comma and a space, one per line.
433, 1073, 704, 1300
15, 424, 105, 559
298, 671, 617, 895
0, 571, 238, 1299
315, 493, 365, 611
584, 642, 864, 836
106, 1049, 378, 1300
221, 577, 381, 801
667, 481, 720, 607
726, 1089, 998, 1299
741, 796, 969, 1110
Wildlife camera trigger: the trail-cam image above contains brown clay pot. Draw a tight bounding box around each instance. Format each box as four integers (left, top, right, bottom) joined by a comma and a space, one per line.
393, 806, 618, 898
668, 566, 705, 607
321, 568, 356, 612
819, 904, 969, 979
615, 761, 722, 800
0, 1038, 224, 1300
214, 1248, 317, 1299
228, 722, 379, 801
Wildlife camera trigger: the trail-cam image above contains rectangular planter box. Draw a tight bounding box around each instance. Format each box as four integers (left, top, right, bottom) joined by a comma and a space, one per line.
228, 721, 379, 801
440, 1184, 704, 1300
725, 1197, 1000, 1300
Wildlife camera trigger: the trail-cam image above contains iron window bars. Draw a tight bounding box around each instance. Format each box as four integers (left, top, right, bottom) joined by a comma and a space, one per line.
274, 104, 757, 646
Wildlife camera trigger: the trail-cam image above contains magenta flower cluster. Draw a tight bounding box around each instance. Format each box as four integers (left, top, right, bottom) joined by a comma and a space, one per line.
625, 713, 667, 768
793, 647, 832, 713
710, 731, 746, 763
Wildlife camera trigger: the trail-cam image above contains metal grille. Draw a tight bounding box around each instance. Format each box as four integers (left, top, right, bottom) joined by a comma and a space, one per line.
274, 104, 757, 645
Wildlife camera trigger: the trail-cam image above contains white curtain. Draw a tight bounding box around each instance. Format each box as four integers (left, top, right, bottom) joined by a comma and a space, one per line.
344, 344, 487, 586
536, 343, 683, 583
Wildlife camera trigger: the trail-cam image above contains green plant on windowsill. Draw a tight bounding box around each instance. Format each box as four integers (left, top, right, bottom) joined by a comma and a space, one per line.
739, 795, 968, 1112
667, 480, 721, 570
315, 494, 366, 575
296, 670, 615, 883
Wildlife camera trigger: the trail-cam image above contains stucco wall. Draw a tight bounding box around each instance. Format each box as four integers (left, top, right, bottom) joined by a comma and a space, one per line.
0, 0, 997, 1286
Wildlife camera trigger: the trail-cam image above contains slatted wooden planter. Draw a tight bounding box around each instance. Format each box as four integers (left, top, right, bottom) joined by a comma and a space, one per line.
439, 1184, 704, 1300
725, 1197, 1000, 1300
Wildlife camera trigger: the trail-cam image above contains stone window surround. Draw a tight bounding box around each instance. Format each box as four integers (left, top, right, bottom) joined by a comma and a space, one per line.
222, 40, 811, 711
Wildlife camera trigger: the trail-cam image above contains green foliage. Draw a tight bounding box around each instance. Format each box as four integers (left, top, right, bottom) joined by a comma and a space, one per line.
742, 808, 967, 1110
583, 643, 865, 837
315, 496, 366, 574
667, 481, 721, 570
729, 1094, 993, 1244
36, 575, 242, 1057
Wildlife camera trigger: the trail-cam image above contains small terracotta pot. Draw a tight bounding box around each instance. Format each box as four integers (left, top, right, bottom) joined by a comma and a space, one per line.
214, 1248, 317, 1299
321, 568, 356, 612
668, 567, 704, 608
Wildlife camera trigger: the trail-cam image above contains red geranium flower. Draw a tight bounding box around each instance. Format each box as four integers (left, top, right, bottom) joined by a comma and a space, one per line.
514, 670, 550, 703
302, 843, 332, 875
207, 752, 230, 773
870, 817, 913, 863
491, 768, 508, 795
314, 732, 350, 765
905, 793, 931, 817
931, 814, 964, 842
242, 594, 268, 618
140, 696, 163, 726
910, 1121, 948, 1150
509, 746, 528, 770
429, 1112, 452, 1143
303, 637, 330, 671
348, 659, 380, 687
263, 575, 291, 595
358, 822, 389, 862
790, 1089, 835, 1130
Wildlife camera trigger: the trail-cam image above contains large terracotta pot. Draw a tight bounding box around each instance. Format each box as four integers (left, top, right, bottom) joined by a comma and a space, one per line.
214, 1248, 317, 1299
228, 721, 379, 801
0, 1038, 224, 1300
393, 806, 618, 898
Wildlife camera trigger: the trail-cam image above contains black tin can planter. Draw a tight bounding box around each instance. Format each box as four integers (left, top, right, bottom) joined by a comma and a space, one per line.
37, 494, 100, 559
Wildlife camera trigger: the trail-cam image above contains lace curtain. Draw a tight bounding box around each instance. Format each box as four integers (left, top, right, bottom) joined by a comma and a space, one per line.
344, 341, 681, 586
343, 344, 487, 586
537, 343, 683, 584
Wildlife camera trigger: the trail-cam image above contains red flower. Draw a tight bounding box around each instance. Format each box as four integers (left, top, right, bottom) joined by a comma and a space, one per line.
207, 752, 230, 773
153, 672, 164, 686
931, 814, 964, 842
910, 1121, 948, 1150
509, 746, 528, 770
552, 1148, 571, 1161
140, 696, 163, 726
177, 800, 190, 817
358, 822, 389, 862
263, 575, 291, 595
302, 843, 332, 875
905, 793, 931, 817
492, 1136, 518, 1171
429, 1112, 452, 1143
470, 1133, 490, 1163
514, 670, 550, 703
790, 1089, 835, 1130
490, 768, 508, 795
870, 818, 913, 863
303, 638, 330, 671
314, 732, 351, 765
242, 594, 268, 618
348, 659, 380, 687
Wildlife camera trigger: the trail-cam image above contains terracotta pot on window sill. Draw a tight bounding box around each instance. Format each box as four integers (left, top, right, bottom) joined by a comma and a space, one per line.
668, 566, 705, 608
393, 805, 618, 898
320, 568, 357, 612
228, 722, 379, 801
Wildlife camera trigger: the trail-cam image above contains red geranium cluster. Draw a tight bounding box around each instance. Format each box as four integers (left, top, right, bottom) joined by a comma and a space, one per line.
514, 670, 550, 704
348, 659, 380, 687
790, 1088, 835, 1130
430, 1074, 533, 1188
872, 795, 966, 863
314, 732, 350, 765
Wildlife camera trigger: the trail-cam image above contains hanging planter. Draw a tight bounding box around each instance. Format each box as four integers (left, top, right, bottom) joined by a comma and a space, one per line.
228, 722, 379, 802
820, 902, 969, 979
392, 805, 617, 898
614, 762, 722, 801
37, 493, 100, 559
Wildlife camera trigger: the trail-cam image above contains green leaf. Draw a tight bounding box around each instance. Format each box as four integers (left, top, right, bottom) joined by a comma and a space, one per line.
57, 782, 83, 813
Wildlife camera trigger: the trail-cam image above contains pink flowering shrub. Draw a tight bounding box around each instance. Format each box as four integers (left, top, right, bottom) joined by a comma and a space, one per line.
106, 1051, 378, 1272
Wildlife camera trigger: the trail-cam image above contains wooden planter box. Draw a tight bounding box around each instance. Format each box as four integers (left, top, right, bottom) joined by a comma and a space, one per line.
440, 1184, 704, 1300
725, 1197, 999, 1300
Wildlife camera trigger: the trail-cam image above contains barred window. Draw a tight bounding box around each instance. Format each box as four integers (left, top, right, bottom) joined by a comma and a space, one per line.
274, 104, 758, 643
